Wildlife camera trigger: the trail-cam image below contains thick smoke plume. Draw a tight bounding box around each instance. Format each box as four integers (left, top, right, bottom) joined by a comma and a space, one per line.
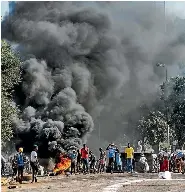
2, 2, 185, 156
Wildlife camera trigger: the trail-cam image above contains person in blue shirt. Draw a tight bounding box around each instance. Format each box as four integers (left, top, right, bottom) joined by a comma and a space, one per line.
16, 147, 26, 184
69, 150, 77, 174
106, 143, 116, 173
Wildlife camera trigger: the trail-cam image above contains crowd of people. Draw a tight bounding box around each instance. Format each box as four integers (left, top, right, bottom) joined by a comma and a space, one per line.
65, 143, 135, 174
1, 142, 185, 184
66, 143, 185, 175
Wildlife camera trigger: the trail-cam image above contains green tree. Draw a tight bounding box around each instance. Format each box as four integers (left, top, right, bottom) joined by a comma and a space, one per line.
1, 40, 21, 143
166, 76, 185, 148
138, 111, 168, 147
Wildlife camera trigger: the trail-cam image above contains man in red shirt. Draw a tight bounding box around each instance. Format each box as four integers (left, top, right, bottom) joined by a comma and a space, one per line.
80, 144, 89, 174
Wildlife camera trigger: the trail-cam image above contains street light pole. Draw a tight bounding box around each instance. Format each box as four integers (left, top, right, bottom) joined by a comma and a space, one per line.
156, 63, 169, 147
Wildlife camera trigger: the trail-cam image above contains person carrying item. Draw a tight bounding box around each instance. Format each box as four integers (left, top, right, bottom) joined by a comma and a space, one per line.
125, 143, 134, 173
106, 143, 116, 173
30, 145, 39, 183
80, 144, 89, 174
16, 147, 26, 184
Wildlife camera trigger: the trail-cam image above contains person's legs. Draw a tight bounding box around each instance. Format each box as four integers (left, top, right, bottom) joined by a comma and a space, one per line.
85, 159, 89, 173
77, 161, 80, 173
74, 162, 76, 174
17, 167, 20, 182
126, 159, 129, 172
127, 158, 132, 172
1, 165, 5, 175
71, 162, 74, 174
130, 158, 133, 172
82, 159, 85, 173
35, 165, 38, 182
131, 159, 134, 172
18, 166, 23, 183
109, 158, 114, 173
21, 167, 24, 183
31, 163, 35, 182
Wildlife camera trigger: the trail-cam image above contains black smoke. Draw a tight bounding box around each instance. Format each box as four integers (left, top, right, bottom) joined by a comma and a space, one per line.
2, 2, 185, 156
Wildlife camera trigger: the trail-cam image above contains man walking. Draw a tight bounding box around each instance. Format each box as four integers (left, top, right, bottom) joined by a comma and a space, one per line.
30, 145, 39, 183
125, 143, 134, 173
80, 144, 89, 174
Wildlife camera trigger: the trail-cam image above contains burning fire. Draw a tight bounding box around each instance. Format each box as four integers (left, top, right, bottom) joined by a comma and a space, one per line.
53, 154, 71, 174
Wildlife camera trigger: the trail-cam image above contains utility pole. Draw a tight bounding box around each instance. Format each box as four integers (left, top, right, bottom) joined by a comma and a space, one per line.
164, 1, 170, 148
156, 63, 169, 147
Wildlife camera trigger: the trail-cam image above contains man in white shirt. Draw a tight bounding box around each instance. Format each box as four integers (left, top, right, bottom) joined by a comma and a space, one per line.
30, 145, 39, 183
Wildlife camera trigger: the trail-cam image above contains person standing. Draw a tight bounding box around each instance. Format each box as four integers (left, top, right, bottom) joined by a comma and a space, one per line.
1, 155, 6, 176
76, 150, 81, 173
125, 143, 134, 173
69, 150, 77, 175
98, 148, 106, 173
115, 149, 122, 172
80, 144, 89, 174
30, 145, 39, 183
12, 155, 18, 177
16, 148, 26, 184
89, 151, 96, 173
106, 143, 116, 173
161, 155, 169, 172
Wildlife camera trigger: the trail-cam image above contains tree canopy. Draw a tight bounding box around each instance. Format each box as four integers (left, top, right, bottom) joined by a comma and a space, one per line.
1, 40, 21, 143
138, 76, 185, 149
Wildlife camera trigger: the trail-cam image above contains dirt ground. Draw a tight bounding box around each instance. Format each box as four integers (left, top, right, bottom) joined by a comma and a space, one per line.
1, 173, 185, 192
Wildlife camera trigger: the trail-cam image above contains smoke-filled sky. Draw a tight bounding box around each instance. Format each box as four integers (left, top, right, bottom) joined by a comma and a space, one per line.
1, 1, 185, 19
1, 1, 185, 155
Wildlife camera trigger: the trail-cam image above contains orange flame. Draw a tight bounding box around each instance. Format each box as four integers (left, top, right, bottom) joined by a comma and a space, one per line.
53, 154, 71, 174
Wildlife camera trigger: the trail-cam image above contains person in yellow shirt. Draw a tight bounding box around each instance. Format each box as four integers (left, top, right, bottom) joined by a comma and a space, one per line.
125, 143, 134, 173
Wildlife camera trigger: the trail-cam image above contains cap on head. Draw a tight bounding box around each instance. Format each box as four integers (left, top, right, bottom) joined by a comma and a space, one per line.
19, 148, 23, 153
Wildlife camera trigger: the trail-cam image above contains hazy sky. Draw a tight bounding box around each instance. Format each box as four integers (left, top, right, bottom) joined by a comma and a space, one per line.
1, 1, 184, 83
1, 1, 185, 19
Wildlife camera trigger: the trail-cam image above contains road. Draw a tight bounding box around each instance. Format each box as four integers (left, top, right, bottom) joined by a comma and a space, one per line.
2, 173, 185, 192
